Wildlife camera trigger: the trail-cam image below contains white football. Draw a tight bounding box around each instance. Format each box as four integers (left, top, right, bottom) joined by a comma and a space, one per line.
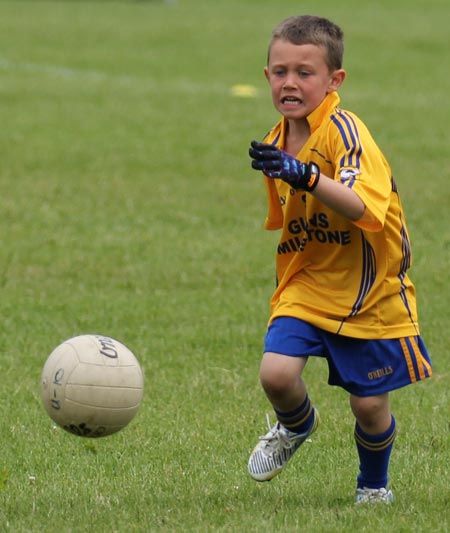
41, 334, 144, 438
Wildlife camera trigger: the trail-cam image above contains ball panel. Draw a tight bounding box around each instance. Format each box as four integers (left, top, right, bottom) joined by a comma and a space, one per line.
68, 364, 144, 390
65, 381, 144, 408
41, 344, 80, 419
61, 400, 141, 435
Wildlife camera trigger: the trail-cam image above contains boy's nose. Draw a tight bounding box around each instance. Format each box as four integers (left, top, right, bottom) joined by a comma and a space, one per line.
283, 73, 298, 88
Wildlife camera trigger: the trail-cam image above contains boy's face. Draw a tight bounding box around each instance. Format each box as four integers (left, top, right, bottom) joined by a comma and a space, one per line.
265, 39, 345, 121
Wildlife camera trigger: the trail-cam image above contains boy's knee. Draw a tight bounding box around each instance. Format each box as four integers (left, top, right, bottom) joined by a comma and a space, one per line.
350, 394, 385, 416
259, 360, 298, 398
350, 394, 391, 432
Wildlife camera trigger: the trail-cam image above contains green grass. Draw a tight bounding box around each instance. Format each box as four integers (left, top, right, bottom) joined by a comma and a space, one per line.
0, 0, 449, 531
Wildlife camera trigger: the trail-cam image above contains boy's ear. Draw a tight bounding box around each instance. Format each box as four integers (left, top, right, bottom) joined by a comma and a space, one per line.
328, 69, 346, 92
264, 66, 270, 81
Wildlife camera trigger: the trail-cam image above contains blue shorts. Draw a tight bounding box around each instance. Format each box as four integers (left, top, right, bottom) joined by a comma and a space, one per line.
264, 317, 432, 397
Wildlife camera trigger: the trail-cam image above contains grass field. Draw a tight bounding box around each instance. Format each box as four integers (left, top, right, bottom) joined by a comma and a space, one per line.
0, 0, 449, 531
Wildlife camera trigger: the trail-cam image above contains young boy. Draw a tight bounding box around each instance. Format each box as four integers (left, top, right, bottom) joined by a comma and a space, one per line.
247, 15, 432, 504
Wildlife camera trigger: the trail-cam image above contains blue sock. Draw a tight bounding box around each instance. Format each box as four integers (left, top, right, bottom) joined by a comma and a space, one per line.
354, 415, 397, 489
274, 395, 315, 434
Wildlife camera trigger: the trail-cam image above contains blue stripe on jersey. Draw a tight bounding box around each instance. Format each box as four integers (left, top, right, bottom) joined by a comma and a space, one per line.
391, 176, 398, 193
398, 224, 415, 321
331, 111, 362, 170
400, 225, 411, 272
340, 111, 363, 168
330, 115, 350, 165
347, 176, 357, 189
271, 132, 281, 146
349, 233, 376, 317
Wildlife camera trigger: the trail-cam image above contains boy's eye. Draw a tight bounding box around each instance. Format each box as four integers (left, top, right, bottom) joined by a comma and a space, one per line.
299, 71, 311, 78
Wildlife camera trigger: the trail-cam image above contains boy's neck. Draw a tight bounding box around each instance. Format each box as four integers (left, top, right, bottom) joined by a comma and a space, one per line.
284, 118, 311, 156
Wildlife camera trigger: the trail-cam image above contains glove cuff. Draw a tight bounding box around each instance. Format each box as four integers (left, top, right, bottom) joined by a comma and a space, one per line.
304, 162, 321, 191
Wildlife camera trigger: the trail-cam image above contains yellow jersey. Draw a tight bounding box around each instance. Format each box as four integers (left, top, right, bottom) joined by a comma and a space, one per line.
262, 91, 420, 339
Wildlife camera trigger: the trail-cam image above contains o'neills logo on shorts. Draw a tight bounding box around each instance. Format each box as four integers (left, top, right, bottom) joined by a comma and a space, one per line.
368, 366, 394, 380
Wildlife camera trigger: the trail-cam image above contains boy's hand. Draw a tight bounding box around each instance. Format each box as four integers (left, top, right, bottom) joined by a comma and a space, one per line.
249, 140, 320, 191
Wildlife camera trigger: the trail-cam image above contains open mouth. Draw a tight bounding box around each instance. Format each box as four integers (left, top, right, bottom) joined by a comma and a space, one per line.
281, 96, 302, 105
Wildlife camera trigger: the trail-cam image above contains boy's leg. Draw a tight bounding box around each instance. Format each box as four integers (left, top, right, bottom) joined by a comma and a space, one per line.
248, 352, 319, 481
259, 352, 308, 411
350, 393, 396, 503
260, 352, 317, 434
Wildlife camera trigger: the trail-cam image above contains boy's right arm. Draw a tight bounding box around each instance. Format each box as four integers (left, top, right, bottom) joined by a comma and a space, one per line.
249, 140, 366, 222
309, 173, 365, 221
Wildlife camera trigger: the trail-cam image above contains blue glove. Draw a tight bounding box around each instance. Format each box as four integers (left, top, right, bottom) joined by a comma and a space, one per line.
249, 140, 320, 191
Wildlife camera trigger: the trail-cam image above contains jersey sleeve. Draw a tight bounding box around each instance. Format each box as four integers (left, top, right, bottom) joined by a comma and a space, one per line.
263, 176, 284, 230
261, 123, 285, 230
329, 110, 392, 232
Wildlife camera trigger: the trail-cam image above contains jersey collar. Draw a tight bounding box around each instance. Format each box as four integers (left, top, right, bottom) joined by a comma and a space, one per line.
307, 91, 341, 133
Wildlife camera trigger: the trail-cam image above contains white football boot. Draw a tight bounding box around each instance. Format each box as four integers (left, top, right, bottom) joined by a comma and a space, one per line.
355, 487, 394, 504
248, 410, 319, 482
